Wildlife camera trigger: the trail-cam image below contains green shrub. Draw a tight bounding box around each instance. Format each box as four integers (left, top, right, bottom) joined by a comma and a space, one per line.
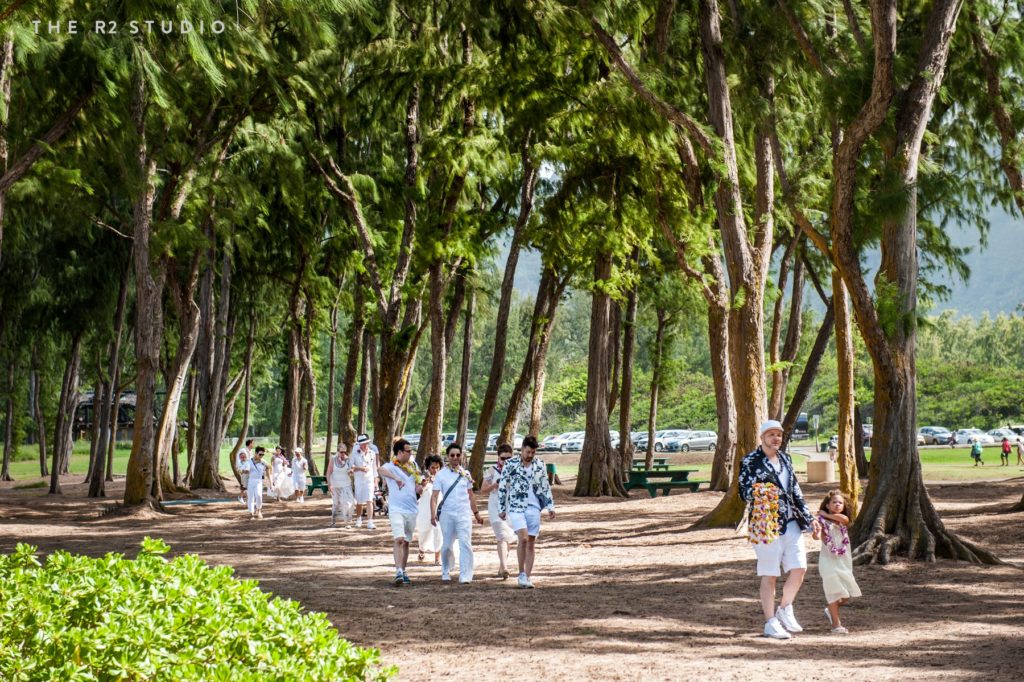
0, 538, 393, 681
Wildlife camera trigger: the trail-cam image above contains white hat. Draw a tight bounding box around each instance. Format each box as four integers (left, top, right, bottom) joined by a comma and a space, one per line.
760, 420, 784, 436
356, 434, 370, 445
293, 446, 303, 454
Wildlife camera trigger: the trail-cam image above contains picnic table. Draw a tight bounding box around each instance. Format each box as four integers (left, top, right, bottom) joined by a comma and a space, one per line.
624, 467, 705, 497
306, 475, 329, 496
632, 457, 669, 471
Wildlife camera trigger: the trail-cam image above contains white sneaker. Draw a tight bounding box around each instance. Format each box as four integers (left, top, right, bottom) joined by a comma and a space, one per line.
298, 497, 304, 503
441, 574, 451, 583
355, 517, 362, 528
775, 604, 803, 633
517, 572, 530, 588
764, 617, 792, 639
366, 521, 376, 530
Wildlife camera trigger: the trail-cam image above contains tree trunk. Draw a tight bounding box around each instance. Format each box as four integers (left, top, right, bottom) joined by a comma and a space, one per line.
89, 262, 129, 497
325, 286, 341, 469
833, 271, 859, 517
123, 69, 163, 508
357, 329, 371, 436
526, 273, 568, 439
456, 287, 474, 446
184, 370, 198, 483
365, 331, 377, 435
49, 331, 83, 494
617, 278, 638, 473
300, 290, 317, 472
338, 284, 364, 450
854, 403, 869, 478
469, 132, 536, 484
575, 252, 625, 497
705, 300, 736, 492
500, 267, 556, 443
769, 241, 805, 419
607, 299, 622, 416
419, 263, 453, 462
371, 303, 424, 459
781, 302, 836, 449
645, 308, 667, 470
1, 359, 14, 481
32, 368, 48, 477
228, 320, 255, 487
279, 293, 304, 454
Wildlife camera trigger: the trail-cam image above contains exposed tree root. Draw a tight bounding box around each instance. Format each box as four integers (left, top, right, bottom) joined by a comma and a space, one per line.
690, 489, 744, 530
96, 499, 168, 520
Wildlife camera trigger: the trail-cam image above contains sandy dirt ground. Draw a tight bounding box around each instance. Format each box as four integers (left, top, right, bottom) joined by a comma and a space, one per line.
1, 473, 1022, 681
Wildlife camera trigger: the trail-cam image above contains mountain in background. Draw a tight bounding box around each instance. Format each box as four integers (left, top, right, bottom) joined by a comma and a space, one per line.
503, 206, 1023, 316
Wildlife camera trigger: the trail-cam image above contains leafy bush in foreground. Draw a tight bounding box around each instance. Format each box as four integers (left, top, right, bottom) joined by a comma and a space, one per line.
0, 538, 393, 681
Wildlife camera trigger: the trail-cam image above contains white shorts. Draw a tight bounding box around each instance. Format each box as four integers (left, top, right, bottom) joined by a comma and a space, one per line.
508, 508, 542, 537
754, 522, 807, 577
490, 517, 516, 543
389, 511, 417, 542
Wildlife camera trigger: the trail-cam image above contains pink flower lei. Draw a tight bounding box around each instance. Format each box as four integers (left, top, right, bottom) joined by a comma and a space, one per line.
818, 513, 850, 556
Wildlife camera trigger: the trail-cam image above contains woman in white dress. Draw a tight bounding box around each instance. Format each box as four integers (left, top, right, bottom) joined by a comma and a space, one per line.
270, 446, 294, 500
291, 448, 309, 503
247, 447, 269, 519
416, 454, 444, 564
351, 434, 377, 529
326, 445, 355, 526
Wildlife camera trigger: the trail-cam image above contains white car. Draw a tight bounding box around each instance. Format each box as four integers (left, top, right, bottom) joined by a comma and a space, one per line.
665, 430, 717, 452
987, 428, 1019, 444
953, 428, 995, 445
559, 431, 586, 452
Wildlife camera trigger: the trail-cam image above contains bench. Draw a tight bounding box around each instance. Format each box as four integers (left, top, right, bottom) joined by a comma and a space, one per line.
624, 468, 703, 497
632, 457, 668, 470
642, 480, 708, 497
306, 475, 329, 496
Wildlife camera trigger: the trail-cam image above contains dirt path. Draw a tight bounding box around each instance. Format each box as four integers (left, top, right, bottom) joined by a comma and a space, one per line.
2, 476, 1022, 681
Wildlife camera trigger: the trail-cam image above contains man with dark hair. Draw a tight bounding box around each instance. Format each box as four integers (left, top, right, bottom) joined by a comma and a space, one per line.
378, 438, 423, 585
481, 443, 517, 579
498, 435, 555, 588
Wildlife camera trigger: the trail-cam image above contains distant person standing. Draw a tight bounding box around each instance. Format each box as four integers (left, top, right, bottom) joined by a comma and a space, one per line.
246, 447, 269, 520
352, 434, 378, 529
379, 439, 423, 585
481, 443, 517, 579
291, 448, 309, 503
498, 435, 555, 589
971, 440, 985, 466
1016, 438, 1024, 466
999, 437, 1011, 466
431, 443, 482, 584
326, 444, 355, 527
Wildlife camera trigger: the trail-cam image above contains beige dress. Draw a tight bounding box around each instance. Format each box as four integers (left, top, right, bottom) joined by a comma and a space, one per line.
818, 520, 862, 604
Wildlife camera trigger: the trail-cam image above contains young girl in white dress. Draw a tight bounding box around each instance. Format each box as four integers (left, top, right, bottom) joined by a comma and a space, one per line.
813, 489, 862, 634
291, 448, 309, 503
247, 447, 269, 519
270, 446, 294, 500
416, 455, 444, 564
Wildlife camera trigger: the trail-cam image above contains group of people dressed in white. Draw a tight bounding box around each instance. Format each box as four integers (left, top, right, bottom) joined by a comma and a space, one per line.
377, 436, 555, 588
235, 432, 556, 588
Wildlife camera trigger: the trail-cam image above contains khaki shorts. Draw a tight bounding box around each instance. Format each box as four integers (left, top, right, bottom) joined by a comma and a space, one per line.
754, 523, 807, 576
389, 511, 417, 542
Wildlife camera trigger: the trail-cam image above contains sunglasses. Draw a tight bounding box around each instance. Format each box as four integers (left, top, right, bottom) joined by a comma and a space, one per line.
448, 452, 462, 457
499, 456, 512, 461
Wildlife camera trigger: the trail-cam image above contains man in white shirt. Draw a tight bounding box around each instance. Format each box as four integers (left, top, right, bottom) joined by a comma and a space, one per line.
431, 442, 483, 583
378, 439, 423, 585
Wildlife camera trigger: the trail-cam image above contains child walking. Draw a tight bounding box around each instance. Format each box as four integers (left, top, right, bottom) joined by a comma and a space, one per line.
813, 489, 861, 634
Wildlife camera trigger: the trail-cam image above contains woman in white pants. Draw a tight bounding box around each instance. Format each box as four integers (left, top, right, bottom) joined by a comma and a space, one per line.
247, 447, 269, 519
291, 448, 309, 503
430, 443, 483, 583
326, 445, 354, 526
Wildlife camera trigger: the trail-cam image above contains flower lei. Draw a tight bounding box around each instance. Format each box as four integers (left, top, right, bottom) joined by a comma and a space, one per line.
817, 514, 850, 556
392, 457, 423, 485
748, 482, 780, 545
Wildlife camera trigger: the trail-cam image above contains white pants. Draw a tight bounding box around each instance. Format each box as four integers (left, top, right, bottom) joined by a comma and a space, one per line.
440, 512, 474, 581
247, 482, 263, 514
331, 486, 354, 520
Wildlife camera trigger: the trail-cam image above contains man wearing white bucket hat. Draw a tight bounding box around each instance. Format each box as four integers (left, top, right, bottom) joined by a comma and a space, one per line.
739, 419, 820, 640
351, 434, 379, 529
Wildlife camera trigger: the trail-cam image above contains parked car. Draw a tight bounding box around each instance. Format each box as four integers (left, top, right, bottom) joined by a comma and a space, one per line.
441, 432, 457, 447
861, 424, 874, 447
540, 433, 569, 451
665, 430, 717, 452
487, 433, 524, 450
403, 433, 421, 449
649, 429, 692, 452
629, 431, 647, 447
986, 427, 1018, 443
916, 433, 926, 446
918, 426, 951, 445
953, 428, 994, 445
561, 432, 586, 452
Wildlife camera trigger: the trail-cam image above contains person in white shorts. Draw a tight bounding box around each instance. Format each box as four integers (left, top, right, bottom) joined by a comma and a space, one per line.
379, 439, 423, 585
351, 434, 378, 529
246, 447, 269, 520
481, 443, 516, 579
326, 444, 354, 527
739, 420, 821, 640
431, 443, 483, 584
497, 436, 555, 588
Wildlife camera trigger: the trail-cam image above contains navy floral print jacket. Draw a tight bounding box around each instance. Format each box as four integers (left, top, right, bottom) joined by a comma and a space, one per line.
738, 446, 814, 530
497, 455, 554, 515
